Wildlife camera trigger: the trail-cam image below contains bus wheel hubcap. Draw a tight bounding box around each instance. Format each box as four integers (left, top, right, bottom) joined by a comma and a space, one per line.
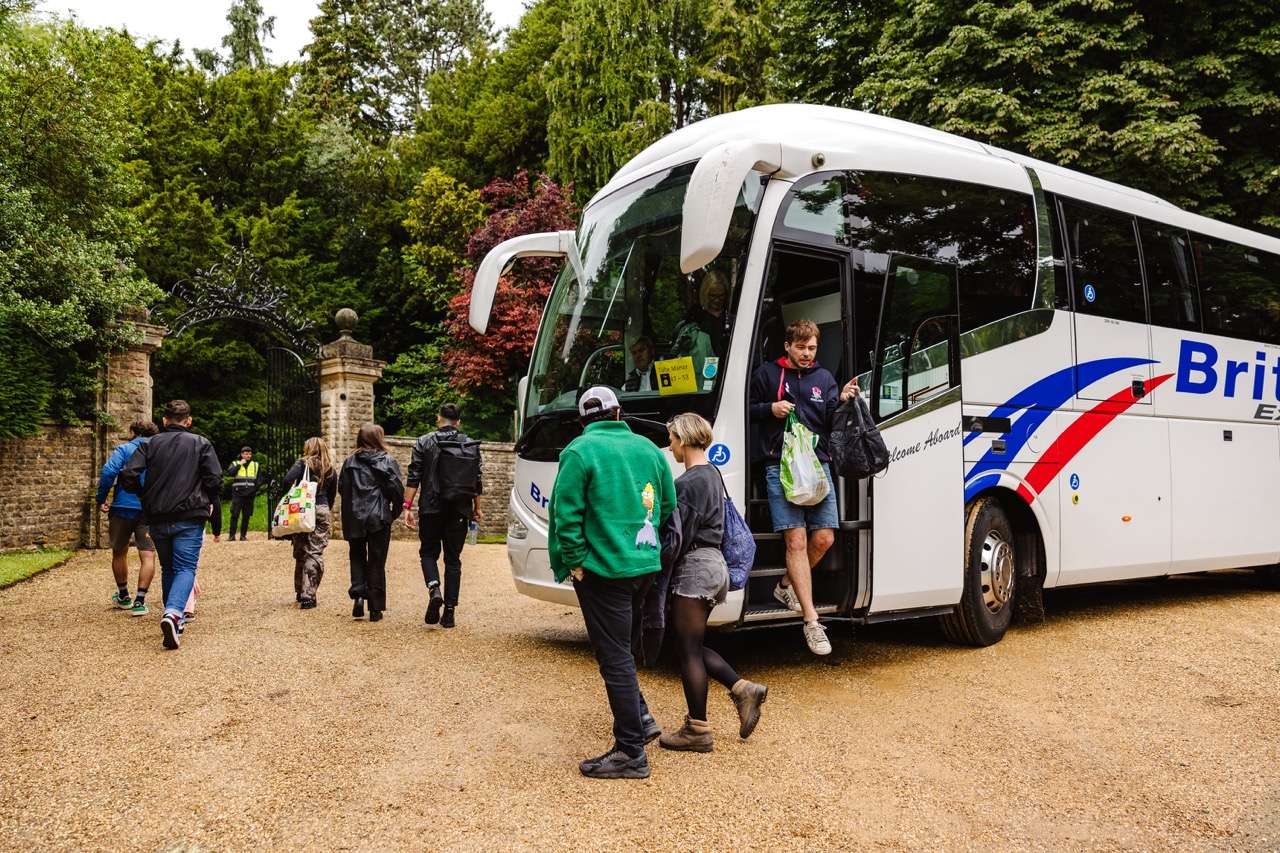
980, 532, 1014, 614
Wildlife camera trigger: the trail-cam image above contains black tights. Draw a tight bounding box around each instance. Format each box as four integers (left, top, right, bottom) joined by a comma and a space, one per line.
671, 595, 741, 721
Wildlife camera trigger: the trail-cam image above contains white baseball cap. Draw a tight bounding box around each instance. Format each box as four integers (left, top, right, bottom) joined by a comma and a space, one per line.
578, 386, 620, 417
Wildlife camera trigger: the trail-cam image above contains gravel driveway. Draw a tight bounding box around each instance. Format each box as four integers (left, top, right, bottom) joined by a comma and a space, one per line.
1, 537, 1277, 851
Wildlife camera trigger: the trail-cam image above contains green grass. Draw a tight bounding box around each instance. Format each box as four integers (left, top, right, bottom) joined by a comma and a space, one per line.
477, 535, 507, 545
213, 495, 270, 536
0, 548, 73, 588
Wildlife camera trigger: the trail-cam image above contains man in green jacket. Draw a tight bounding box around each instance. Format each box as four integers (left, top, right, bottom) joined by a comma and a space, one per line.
549, 386, 676, 780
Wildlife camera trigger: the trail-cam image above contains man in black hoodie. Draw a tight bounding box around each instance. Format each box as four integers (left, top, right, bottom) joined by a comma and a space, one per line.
749, 320, 858, 657
120, 399, 222, 650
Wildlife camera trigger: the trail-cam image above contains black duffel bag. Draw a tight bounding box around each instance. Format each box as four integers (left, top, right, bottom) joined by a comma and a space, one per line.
829, 393, 889, 480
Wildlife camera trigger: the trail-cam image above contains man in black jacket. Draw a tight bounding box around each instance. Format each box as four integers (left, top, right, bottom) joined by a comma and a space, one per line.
120, 399, 222, 650
403, 403, 483, 629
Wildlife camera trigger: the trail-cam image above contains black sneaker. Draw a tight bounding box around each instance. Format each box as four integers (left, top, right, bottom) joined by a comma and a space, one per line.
579, 748, 650, 779
440, 606, 455, 629
425, 585, 444, 625
300, 598, 316, 609
640, 712, 661, 744
368, 609, 383, 622
352, 597, 364, 619
161, 614, 181, 650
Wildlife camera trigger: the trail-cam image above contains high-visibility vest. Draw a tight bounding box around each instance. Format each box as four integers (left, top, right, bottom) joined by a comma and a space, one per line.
231, 460, 260, 493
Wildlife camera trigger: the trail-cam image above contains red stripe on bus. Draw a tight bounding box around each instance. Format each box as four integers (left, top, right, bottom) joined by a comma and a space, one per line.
1016, 373, 1175, 504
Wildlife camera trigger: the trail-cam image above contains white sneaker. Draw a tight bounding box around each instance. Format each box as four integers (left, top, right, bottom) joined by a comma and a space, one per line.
773, 582, 801, 613
803, 620, 831, 656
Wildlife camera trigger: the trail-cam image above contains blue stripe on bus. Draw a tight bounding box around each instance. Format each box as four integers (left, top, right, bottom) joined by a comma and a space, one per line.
962, 357, 1154, 485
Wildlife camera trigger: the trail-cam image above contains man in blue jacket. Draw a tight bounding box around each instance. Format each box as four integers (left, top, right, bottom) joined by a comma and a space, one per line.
749, 319, 858, 657
96, 420, 159, 615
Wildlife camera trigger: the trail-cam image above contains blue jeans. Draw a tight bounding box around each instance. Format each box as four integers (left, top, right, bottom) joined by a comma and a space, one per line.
150, 520, 204, 618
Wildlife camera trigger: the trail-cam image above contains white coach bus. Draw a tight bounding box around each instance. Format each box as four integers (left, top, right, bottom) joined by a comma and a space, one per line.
469, 104, 1280, 645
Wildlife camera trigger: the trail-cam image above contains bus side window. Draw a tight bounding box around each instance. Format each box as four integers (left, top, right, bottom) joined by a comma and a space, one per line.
1140, 222, 1200, 332
1192, 235, 1280, 345
1060, 198, 1147, 324
875, 256, 959, 420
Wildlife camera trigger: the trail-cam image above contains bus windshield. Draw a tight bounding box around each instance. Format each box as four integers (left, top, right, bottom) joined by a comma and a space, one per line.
521, 162, 763, 451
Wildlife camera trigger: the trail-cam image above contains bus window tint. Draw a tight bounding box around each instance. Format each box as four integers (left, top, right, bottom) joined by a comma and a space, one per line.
1140, 222, 1199, 331
1060, 199, 1146, 323
841, 173, 1036, 334
780, 176, 848, 244
1192, 236, 1280, 344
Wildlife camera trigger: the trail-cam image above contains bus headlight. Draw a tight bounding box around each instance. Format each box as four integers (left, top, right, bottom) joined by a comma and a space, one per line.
507, 515, 528, 540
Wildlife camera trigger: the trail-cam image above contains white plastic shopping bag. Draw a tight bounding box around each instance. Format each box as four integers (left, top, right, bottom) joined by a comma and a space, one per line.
780, 412, 830, 506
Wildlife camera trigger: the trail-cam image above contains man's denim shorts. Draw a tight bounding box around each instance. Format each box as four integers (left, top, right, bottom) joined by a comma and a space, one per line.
765, 463, 839, 532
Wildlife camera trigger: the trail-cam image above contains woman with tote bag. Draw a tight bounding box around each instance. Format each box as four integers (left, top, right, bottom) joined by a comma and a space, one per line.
280, 437, 337, 609
338, 423, 404, 622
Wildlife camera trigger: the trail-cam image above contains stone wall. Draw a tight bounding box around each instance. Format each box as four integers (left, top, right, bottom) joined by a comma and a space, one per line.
0, 425, 96, 550
383, 437, 515, 540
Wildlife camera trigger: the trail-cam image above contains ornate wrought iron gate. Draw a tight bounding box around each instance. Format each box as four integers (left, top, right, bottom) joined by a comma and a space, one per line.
265, 347, 321, 527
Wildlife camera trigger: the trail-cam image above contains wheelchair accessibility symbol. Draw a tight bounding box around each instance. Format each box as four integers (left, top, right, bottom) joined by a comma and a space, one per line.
708, 444, 730, 466
1069, 473, 1080, 490
1083, 284, 1097, 303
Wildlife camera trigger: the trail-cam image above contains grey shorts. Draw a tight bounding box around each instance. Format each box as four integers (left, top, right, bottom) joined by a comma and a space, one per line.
671, 547, 728, 606
108, 514, 154, 554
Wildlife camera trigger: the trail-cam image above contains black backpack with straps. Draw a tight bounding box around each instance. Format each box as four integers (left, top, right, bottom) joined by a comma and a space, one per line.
829, 393, 890, 480
434, 433, 482, 501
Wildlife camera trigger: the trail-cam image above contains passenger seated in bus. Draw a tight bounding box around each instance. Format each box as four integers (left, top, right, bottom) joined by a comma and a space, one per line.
690, 269, 730, 356
623, 336, 658, 393
749, 319, 859, 657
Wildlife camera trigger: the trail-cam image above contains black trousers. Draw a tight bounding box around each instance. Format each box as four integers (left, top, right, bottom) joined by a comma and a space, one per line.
573, 570, 653, 757
348, 527, 392, 612
419, 507, 468, 606
229, 493, 254, 539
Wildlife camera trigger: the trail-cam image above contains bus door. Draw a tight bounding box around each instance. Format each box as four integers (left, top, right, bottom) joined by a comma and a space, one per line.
741, 243, 859, 623
1056, 198, 1170, 583
869, 254, 965, 613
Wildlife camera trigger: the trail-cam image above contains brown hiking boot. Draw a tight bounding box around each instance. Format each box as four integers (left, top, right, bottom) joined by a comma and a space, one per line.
730, 679, 768, 740
658, 716, 713, 753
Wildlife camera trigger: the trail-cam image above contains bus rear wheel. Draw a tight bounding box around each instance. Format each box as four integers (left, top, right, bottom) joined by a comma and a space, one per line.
941, 497, 1015, 647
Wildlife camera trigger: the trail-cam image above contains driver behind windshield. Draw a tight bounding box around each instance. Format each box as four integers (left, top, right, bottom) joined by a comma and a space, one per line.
624, 336, 658, 393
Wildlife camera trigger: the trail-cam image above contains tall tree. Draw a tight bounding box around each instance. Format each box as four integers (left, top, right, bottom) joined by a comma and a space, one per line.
0, 14, 160, 432
223, 0, 276, 71
545, 0, 774, 197
776, 0, 1280, 233
300, 0, 493, 137
411, 0, 573, 187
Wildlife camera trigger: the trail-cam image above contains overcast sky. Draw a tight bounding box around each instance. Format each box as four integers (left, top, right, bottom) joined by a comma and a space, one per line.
37, 0, 529, 61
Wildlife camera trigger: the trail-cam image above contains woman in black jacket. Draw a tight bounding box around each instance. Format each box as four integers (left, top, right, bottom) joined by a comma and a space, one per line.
338, 423, 404, 622
658, 413, 766, 753
281, 436, 337, 609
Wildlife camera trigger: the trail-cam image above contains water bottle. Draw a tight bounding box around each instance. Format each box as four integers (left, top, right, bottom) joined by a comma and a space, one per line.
467, 519, 479, 546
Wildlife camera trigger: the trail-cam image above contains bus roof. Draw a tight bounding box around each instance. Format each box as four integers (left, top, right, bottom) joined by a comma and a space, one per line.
592, 104, 1280, 255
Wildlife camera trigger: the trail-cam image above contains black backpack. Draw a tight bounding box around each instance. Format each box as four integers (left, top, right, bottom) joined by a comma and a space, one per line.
829, 394, 889, 480
434, 434, 482, 501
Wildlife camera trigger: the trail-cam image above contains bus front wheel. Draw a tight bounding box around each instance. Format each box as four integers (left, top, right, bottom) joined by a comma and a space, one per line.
941, 497, 1015, 646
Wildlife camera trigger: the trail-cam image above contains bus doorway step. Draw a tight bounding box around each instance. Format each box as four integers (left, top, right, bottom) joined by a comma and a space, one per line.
741, 602, 840, 624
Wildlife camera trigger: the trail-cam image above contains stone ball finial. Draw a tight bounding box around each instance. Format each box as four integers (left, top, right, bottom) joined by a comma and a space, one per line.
335, 307, 358, 338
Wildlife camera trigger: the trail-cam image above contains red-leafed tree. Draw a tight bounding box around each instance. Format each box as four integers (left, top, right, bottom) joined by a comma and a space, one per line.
444, 171, 577, 398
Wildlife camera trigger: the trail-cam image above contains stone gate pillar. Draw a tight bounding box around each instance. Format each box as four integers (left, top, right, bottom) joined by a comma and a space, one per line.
104, 313, 167, 443
93, 312, 166, 547
317, 308, 385, 463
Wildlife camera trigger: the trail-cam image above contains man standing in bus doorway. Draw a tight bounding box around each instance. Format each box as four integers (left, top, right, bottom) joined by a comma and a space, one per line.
749, 319, 859, 656
225, 446, 262, 541
403, 403, 483, 629
549, 386, 676, 780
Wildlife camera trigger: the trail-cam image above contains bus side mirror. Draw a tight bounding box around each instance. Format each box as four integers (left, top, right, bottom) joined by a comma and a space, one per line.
680, 141, 782, 274
469, 230, 584, 334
